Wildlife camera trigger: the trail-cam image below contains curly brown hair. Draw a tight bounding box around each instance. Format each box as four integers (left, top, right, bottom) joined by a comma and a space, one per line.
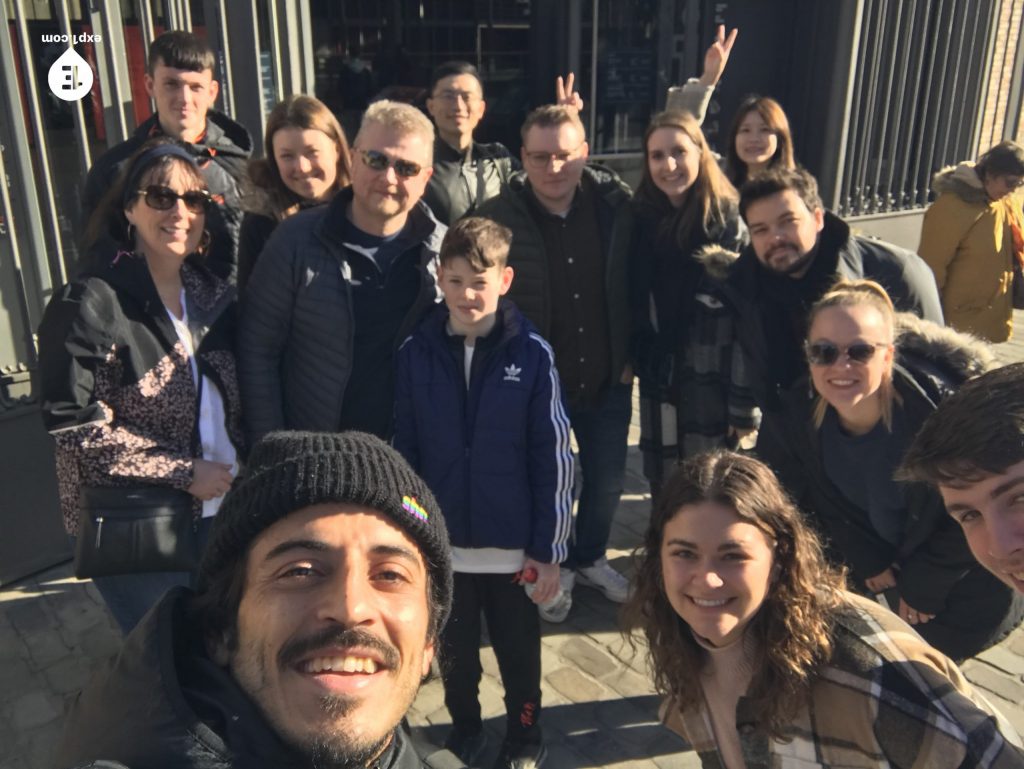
623, 451, 846, 739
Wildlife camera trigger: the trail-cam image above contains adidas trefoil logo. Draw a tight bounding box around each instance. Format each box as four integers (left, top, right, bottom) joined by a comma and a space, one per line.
503, 364, 522, 382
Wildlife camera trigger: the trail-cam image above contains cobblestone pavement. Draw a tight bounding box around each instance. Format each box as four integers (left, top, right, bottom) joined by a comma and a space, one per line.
3, 314, 1023, 769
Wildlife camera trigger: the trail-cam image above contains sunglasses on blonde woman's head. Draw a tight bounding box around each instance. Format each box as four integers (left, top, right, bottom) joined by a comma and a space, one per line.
358, 149, 423, 178
134, 185, 212, 213
805, 340, 889, 366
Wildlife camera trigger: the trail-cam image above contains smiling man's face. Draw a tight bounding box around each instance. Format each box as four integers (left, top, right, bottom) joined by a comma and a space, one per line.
219, 503, 434, 765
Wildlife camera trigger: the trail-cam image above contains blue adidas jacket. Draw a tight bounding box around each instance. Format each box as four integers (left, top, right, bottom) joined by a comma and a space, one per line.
394, 299, 573, 563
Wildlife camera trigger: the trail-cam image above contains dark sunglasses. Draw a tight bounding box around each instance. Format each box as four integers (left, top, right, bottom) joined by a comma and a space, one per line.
359, 149, 423, 178
134, 185, 212, 214
805, 340, 888, 366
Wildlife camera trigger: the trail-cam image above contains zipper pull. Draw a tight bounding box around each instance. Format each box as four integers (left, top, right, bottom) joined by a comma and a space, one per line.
95, 516, 104, 549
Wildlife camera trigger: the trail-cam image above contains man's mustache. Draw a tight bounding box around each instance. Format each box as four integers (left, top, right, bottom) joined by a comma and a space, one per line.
278, 626, 400, 671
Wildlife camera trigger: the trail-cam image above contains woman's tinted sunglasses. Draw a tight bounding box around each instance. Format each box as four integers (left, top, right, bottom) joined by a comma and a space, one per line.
134, 185, 212, 214
805, 340, 888, 366
359, 149, 423, 178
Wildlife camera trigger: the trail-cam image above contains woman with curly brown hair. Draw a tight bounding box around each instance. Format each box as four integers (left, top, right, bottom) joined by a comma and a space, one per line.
625, 451, 1022, 768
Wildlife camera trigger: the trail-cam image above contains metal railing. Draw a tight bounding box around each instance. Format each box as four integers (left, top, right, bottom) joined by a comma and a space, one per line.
836, 0, 998, 217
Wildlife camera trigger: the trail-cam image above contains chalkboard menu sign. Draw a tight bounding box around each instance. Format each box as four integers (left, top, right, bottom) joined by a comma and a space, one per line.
602, 49, 655, 107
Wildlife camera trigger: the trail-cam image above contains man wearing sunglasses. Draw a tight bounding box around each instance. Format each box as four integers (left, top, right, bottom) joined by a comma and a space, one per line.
80, 31, 252, 283
900, 363, 1024, 596
240, 100, 443, 444
728, 167, 943, 466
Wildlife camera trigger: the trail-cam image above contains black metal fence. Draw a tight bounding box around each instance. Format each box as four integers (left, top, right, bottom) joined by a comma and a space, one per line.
836, 0, 998, 217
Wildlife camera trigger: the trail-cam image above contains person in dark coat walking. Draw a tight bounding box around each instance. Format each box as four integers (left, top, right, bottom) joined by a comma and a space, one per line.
771, 279, 1022, 660
80, 31, 252, 283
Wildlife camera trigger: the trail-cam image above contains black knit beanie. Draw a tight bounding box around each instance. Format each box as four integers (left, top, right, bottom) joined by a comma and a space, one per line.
199, 430, 453, 632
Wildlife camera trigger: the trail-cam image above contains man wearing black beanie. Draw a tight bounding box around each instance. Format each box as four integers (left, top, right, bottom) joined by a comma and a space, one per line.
56, 431, 459, 769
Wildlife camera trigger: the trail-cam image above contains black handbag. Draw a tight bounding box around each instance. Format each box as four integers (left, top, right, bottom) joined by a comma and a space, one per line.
1012, 257, 1024, 310
74, 485, 199, 578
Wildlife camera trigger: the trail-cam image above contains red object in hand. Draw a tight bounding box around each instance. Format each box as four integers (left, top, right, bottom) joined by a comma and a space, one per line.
521, 567, 538, 583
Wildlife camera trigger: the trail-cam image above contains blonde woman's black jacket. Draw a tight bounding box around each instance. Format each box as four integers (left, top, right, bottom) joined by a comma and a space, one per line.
772, 315, 1022, 659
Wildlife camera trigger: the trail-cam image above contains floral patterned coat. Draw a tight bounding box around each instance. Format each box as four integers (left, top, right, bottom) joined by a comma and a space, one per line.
36, 250, 242, 534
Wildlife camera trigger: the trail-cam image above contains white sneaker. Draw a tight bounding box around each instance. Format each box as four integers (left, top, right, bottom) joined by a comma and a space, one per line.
576, 557, 630, 603
537, 568, 575, 623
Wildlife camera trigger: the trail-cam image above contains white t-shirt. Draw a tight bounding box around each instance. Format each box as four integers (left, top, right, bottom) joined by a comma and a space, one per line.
167, 290, 238, 518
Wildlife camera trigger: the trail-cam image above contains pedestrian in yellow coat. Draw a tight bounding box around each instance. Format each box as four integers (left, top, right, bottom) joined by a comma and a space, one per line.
918, 140, 1024, 342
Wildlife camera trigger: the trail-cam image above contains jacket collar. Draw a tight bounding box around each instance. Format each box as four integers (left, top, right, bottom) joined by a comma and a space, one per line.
133, 110, 253, 159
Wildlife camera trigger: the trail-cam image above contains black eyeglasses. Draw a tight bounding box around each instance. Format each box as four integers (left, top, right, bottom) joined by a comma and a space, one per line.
134, 185, 212, 213
805, 340, 889, 366
358, 149, 423, 178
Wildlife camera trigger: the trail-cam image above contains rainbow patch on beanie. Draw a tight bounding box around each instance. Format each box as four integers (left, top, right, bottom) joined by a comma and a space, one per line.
402, 495, 429, 521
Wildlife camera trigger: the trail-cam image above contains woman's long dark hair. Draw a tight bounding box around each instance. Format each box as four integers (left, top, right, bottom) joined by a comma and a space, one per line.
623, 451, 846, 739
247, 94, 352, 220
725, 95, 795, 186
80, 137, 206, 262
633, 111, 738, 252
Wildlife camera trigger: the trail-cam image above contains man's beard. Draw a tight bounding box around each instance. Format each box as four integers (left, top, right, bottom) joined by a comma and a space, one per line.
297, 698, 393, 769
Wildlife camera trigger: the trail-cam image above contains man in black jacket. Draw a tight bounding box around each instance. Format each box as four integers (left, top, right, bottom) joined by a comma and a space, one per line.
477, 105, 633, 617
239, 100, 444, 443
726, 167, 943, 470
422, 61, 517, 225
56, 431, 460, 769
80, 31, 252, 282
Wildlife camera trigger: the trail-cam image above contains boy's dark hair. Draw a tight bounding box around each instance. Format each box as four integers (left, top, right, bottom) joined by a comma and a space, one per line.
739, 166, 823, 221
428, 61, 483, 95
975, 140, 1024, 180
148, 30, 216, 75
899, 363, 1024, 486
439, 216, 512, 271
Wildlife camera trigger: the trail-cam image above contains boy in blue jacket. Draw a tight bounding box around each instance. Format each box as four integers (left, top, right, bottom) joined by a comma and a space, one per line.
394, 217, 573, 769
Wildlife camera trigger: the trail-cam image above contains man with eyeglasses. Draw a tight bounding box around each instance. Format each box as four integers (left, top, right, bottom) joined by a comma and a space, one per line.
476, 105, 634, 620
421, 61, 517, 226
731, 167, 943, 477
239, 100, 443, 444
80, 31, 251, 283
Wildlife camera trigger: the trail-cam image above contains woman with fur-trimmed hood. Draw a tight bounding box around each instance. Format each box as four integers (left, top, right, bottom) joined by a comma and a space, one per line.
771, 279, 1023, 661
918, 140, 1024, 342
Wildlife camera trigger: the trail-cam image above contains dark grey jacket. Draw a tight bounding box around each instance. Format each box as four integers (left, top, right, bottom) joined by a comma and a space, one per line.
475, 164, 634, 389
238, 188, 445, 444
422, 137, 517, 225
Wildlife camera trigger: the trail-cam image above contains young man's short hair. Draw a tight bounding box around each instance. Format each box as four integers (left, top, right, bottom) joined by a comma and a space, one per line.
739, 166, 823, 220
899, 363, 1024, 486
439, 216, 512, 271
148, 30, 216, 75
428, 61, 483, 95
519, 104, 586, 143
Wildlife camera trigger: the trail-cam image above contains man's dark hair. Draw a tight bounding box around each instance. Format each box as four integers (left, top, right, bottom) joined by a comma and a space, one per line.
439, 216, 512, 271
428, 61, 483, 95
975, 140, 1024, 181
739, 166, 823, 221
899, 363, 1024, 486
148, 30, 216, 75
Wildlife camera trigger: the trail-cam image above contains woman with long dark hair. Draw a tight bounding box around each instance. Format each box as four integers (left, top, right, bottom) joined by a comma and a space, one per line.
724, 95, 795, 187
630, 111, 755, 496
237, 94, 352, 288
626, 451, 1022, 767
38, 138, 242, 633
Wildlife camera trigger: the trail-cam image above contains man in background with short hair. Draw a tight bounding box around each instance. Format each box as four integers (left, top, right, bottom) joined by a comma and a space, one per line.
81, 30, 252, 282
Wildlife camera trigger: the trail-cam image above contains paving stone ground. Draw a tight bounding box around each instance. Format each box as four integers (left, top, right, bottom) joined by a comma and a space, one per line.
2, 314, 1022, 769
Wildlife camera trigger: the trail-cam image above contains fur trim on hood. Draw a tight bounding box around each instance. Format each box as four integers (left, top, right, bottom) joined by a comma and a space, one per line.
693, 244, 740, 281
894, 312, 997, 382
931, 161, 989, 206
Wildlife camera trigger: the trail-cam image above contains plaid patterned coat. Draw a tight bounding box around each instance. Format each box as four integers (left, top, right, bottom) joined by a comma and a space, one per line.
661, 593, 1023, 768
